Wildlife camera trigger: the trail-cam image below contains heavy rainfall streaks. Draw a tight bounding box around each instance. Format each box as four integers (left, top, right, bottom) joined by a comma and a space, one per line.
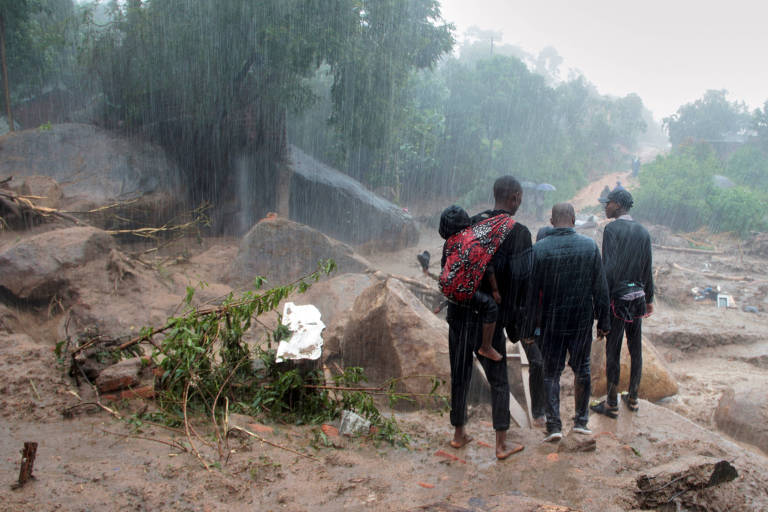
0, 1, 767, 511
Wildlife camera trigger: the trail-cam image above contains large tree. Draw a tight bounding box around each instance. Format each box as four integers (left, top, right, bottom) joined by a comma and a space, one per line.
86, 0, 453, 207
663, 89, 750, 149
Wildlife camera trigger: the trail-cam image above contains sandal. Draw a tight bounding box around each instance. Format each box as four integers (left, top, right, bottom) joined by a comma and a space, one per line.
622, 393, 639, 412
590, 400, 618, 418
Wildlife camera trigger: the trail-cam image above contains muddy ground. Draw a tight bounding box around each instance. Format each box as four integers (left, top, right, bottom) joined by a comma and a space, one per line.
2, 189, 768, 511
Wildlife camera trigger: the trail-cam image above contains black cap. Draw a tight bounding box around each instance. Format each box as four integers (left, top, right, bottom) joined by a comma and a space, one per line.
439, 205, 471, 239
599, 188, 634, 209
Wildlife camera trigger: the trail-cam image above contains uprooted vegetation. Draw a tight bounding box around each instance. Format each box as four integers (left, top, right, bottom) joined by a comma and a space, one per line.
58, 259, 444, 468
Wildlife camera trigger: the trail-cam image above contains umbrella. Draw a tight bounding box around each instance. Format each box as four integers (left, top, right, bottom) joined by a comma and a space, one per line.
521, 181, 537, 189
712, 175, 735, 189
536, 183, 556, 192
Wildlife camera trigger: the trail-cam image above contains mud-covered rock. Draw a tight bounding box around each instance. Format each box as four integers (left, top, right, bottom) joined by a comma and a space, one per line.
0, 226, 114, 300
95, 357, 143, 393
591, 336, 678, 401
715, 387, 768, 453
296, 273, 375, 328
325, 278, 449, 408
232, 216, 371, 286
0, 304, 17, 333
16, 175, 64, 209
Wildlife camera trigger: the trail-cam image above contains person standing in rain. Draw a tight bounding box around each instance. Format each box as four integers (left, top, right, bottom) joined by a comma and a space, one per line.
523, 203, 610, 441
591, 188, 654, 417
446, 176, 533, 459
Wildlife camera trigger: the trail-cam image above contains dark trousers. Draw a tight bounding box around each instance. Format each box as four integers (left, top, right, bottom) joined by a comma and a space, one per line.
447, 303, 510, 431
541, 330, 592, 433
605, 314, 643, 404
519, 337, 546, 419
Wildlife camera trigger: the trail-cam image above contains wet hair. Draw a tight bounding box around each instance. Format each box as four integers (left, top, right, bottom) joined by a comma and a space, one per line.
551, 203, 575, 225
439, 205, 471, 239
493, 176, 522, 202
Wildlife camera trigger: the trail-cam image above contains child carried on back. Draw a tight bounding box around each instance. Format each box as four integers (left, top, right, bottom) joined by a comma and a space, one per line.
438, 205, 503, 362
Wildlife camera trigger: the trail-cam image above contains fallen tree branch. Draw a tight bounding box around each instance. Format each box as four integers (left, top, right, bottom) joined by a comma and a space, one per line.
0, 189, 83, 226
100, 429, 188, 452
653, 243, 722, 255
229, 425, 320, 462
671, 262, 754, 282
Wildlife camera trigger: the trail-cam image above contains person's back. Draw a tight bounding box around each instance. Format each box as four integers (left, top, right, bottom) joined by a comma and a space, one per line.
602, 218, 653, 300
530, 228, 607, 334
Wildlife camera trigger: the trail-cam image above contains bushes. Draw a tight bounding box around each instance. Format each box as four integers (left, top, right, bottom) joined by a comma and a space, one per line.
633, 143, 768, 236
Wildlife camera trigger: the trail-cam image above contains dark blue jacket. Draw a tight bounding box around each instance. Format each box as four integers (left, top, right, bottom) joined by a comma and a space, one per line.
602, 218, 654, 303
523, 228, 610, 337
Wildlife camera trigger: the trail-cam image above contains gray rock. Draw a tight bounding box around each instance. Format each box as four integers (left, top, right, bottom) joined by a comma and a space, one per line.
0, 123, 183, 205
232, 216, 371, 287
287, 146, 418, 250
715, 388, 768, 453
0, 226, 114, 300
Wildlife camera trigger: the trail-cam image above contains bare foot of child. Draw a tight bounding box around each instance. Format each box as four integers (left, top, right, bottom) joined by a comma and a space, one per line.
478, 346, 503, 362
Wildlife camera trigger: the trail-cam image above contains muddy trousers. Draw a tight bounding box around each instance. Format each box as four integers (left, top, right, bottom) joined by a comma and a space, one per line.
447, 304, 510, 431
605, 315, 643, 405
541, 331, 592, 433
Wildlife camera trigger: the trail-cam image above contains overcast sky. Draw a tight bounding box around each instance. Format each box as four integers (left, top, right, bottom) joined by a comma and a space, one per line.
438, 0, 768, 121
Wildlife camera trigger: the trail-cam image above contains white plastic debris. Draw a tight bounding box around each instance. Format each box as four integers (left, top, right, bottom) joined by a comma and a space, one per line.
338, 410, 371, 436
275, 302, 325, 363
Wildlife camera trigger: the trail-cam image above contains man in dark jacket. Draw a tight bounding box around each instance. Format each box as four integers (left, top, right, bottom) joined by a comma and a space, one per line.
447, 175, 532, 459
592, 188, 654, 416
524, 203, 610, 441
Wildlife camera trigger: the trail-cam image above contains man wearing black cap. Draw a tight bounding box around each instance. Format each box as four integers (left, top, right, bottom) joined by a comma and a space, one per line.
592, 188, 654, 417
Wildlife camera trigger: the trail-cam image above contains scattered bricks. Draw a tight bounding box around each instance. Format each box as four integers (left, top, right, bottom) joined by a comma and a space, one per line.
417, 482, 435, 488
321, 424, 339, 437
102, 385, 155, 401
248, 423, 275, 434
434, 449, 466, 464
95, 357, 142, 393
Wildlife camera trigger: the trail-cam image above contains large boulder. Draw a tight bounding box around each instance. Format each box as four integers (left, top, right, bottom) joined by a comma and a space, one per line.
324, 278, 450, 407
231, 216, 372, 286
0, 226, 114, 300
296, 273, 375, 328
0, 123, 183, 205
715, 387, 768, 453
0, 123, 184, 227
287, 146, 418, 250
591, 336, 679, 401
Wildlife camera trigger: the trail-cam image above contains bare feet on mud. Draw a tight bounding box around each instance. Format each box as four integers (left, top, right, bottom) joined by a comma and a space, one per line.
496, 442, 524, 460
450, 433, 473, 449
495, 430, 524, 460
478, 345, 503, 362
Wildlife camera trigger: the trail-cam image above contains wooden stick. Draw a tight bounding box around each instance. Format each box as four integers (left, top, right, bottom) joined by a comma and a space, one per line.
229, 425, 319, 462
100, 429, 187, 452
12, 442, 38, 489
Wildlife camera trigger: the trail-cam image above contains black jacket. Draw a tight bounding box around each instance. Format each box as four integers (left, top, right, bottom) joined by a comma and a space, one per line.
523, 228, 610, 337
602, 218, 654, 303
471, 210, 532, 334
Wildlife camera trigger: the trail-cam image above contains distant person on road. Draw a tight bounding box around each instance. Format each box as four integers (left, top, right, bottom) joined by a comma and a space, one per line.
599, 185, 611, 203
445, 176, 532, 459
632, 157, 641, 177
439, 205, 504, 362
523, 203, 610, 441
592, 188, 654, 417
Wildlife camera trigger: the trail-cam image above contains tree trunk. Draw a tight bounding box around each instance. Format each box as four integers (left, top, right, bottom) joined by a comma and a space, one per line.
0, 14, 14, 131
